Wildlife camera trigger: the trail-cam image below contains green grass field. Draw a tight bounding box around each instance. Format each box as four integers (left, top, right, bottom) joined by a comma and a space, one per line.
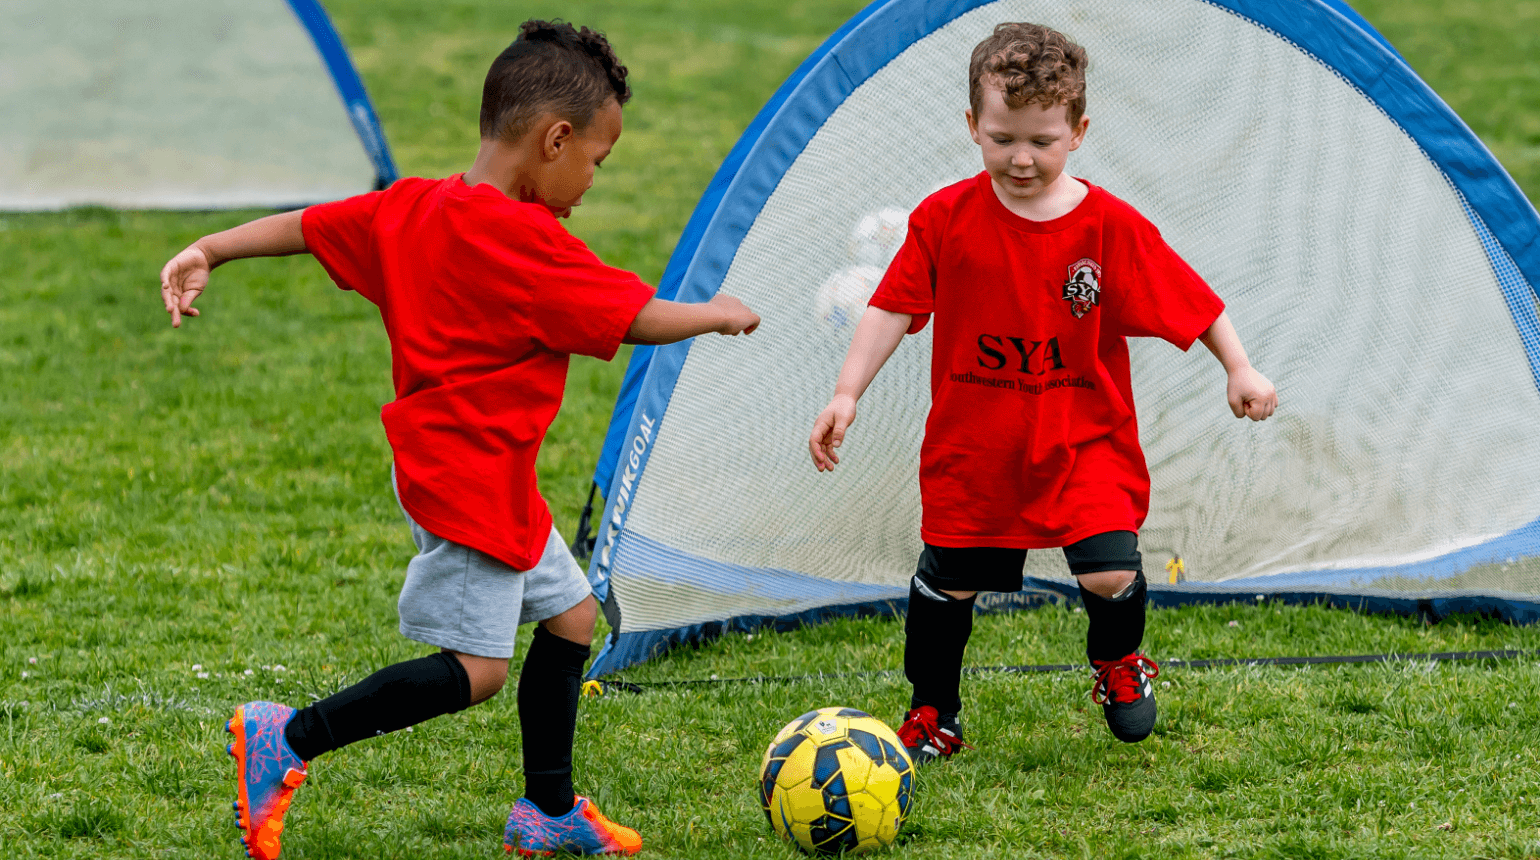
3, 1, 1540, 858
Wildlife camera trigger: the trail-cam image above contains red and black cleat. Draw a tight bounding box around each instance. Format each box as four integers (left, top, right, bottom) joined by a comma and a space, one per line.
1091, 653, 1159, 743
896, 705, 975, 765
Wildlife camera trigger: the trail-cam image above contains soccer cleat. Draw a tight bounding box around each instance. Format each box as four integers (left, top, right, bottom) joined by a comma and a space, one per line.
227, 701, 308, 860
1091, 653, 1160, 743
503, 795, 642, 857
895, 705, 973, 765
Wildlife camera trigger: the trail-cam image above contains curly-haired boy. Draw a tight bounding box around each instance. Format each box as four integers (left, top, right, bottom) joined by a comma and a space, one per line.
809, 22, 1275, 758
161, 21, 759, 858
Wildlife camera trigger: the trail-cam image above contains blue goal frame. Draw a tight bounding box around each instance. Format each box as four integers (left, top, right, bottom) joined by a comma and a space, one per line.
285, 0, 399, 190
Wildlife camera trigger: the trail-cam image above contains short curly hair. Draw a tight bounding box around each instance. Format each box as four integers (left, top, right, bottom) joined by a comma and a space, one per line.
479, 20, 631, 143
968, 23, 1087, 126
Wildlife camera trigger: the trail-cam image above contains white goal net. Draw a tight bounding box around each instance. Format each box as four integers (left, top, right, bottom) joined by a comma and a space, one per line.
0, 0, 392, 210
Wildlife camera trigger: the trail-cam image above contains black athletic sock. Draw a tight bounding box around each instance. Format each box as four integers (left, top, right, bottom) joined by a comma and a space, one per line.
518, 626, 591, 818
1080, 570, 1148, 664
903, 576, 976, 715
283, 652, 472, 762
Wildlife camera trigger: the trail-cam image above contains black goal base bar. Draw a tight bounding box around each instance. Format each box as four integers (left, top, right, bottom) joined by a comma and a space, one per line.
582, 649, 1538, 696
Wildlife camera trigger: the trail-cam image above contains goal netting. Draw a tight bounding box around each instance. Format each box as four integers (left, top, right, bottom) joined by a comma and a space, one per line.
583, 0, 1540, 677
0, 0, 394, 210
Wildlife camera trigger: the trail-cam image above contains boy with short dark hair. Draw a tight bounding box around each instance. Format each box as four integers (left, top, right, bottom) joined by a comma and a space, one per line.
808, 22, 1275, 758
160, 21, 759, 859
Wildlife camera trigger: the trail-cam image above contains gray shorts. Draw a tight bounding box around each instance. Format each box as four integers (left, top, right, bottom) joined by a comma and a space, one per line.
394, 479, 593, 659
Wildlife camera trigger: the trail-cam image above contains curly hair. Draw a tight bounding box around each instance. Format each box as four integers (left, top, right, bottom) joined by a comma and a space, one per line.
479, 20, 631, 143
968, 23, 1087, 125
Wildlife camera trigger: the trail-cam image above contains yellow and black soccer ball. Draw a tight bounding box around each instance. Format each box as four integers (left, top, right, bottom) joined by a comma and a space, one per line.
758, 707, 914, 854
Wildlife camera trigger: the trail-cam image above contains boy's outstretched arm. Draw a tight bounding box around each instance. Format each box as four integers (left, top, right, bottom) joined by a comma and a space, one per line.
159, 210, 308, 328
809, 306, 912, 471
1198, 311, 1277, 421
624, 294, 760, 345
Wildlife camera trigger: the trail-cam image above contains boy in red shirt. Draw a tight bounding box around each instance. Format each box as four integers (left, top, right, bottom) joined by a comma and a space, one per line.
809, 23, 1275, 757
159, 22, 759, 859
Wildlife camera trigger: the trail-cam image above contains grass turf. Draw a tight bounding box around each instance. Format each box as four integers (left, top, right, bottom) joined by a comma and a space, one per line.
3, 0, 1540, 857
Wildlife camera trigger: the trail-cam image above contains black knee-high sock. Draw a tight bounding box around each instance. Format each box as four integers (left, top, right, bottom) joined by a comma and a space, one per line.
904, 576, 976, 715
518, 626, 591, 818
1080, 570, 1148, 664
283, 651, 472, 761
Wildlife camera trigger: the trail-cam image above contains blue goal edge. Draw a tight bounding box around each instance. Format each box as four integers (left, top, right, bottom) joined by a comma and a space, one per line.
285, 0, 399, 190
584, 0, 1540, 678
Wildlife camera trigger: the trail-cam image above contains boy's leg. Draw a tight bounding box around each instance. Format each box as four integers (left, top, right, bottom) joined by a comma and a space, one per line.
898, 544, 1023, 764
229, 653, 481, 860
504, 529, 640, 857
282, 651, 479, 760
284, 504, 529, 760
903, 567, 975, 719
1066, 531, 1158, 743
228, 501, 527, 859
517, 596, 596, 817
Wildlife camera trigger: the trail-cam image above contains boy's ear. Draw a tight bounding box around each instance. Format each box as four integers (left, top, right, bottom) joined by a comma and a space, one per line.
1068, 114, 1090, 150
542, 119, 575, 161
965, 108, 980, 145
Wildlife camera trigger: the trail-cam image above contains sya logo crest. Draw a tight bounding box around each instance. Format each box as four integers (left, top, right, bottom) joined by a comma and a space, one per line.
1062, 257, 1101, 319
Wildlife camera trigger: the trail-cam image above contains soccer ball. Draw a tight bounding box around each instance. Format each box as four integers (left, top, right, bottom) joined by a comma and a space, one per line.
758, 707, 914, 854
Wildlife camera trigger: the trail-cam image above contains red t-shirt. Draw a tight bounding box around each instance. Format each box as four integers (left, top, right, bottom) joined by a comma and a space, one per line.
302, 175, 655, 570
868, 173, 1224, 549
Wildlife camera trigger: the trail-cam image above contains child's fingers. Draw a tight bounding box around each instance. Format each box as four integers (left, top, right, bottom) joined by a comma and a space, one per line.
813, 443, 838, 470
1242, 393, 1275, 421
165, 284, 183, 328
809, 414, 844, 470
809, 420, 832, 469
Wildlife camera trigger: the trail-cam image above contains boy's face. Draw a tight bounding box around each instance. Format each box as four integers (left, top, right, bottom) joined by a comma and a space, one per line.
966, 86, 1088, 205
541, 98, 623, 218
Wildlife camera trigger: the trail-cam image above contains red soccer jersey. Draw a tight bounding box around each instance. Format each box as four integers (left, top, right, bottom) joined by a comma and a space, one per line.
868, 173, 1224, 548
303, 175, 654, 570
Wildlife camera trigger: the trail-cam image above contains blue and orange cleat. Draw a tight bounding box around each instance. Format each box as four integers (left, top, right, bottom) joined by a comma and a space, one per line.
227, 701, 308, 860
503, 796, 642, 856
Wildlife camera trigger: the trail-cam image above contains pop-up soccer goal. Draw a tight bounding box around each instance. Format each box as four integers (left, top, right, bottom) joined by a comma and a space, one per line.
0, 0, 394, 209
581, 0, 1540, 678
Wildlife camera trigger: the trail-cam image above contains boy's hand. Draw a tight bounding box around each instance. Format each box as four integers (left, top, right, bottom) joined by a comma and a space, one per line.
160, 244, 211, 328
1227, 366, 1277, 421
809, 394, 857, 471
710, 294, 760, 335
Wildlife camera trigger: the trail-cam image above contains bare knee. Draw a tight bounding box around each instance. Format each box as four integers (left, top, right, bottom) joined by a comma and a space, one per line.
447, 651, 509, 705
540, 595, 598, 646
1077, 569, 1138, 600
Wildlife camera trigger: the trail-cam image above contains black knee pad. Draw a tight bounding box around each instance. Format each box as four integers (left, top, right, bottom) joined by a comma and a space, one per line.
1063, 530, 1142, 577
1078, 568, 1147, 603
906, 570, 974, 636
1112, 569, 1147, 602
911, 570, 967, 603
